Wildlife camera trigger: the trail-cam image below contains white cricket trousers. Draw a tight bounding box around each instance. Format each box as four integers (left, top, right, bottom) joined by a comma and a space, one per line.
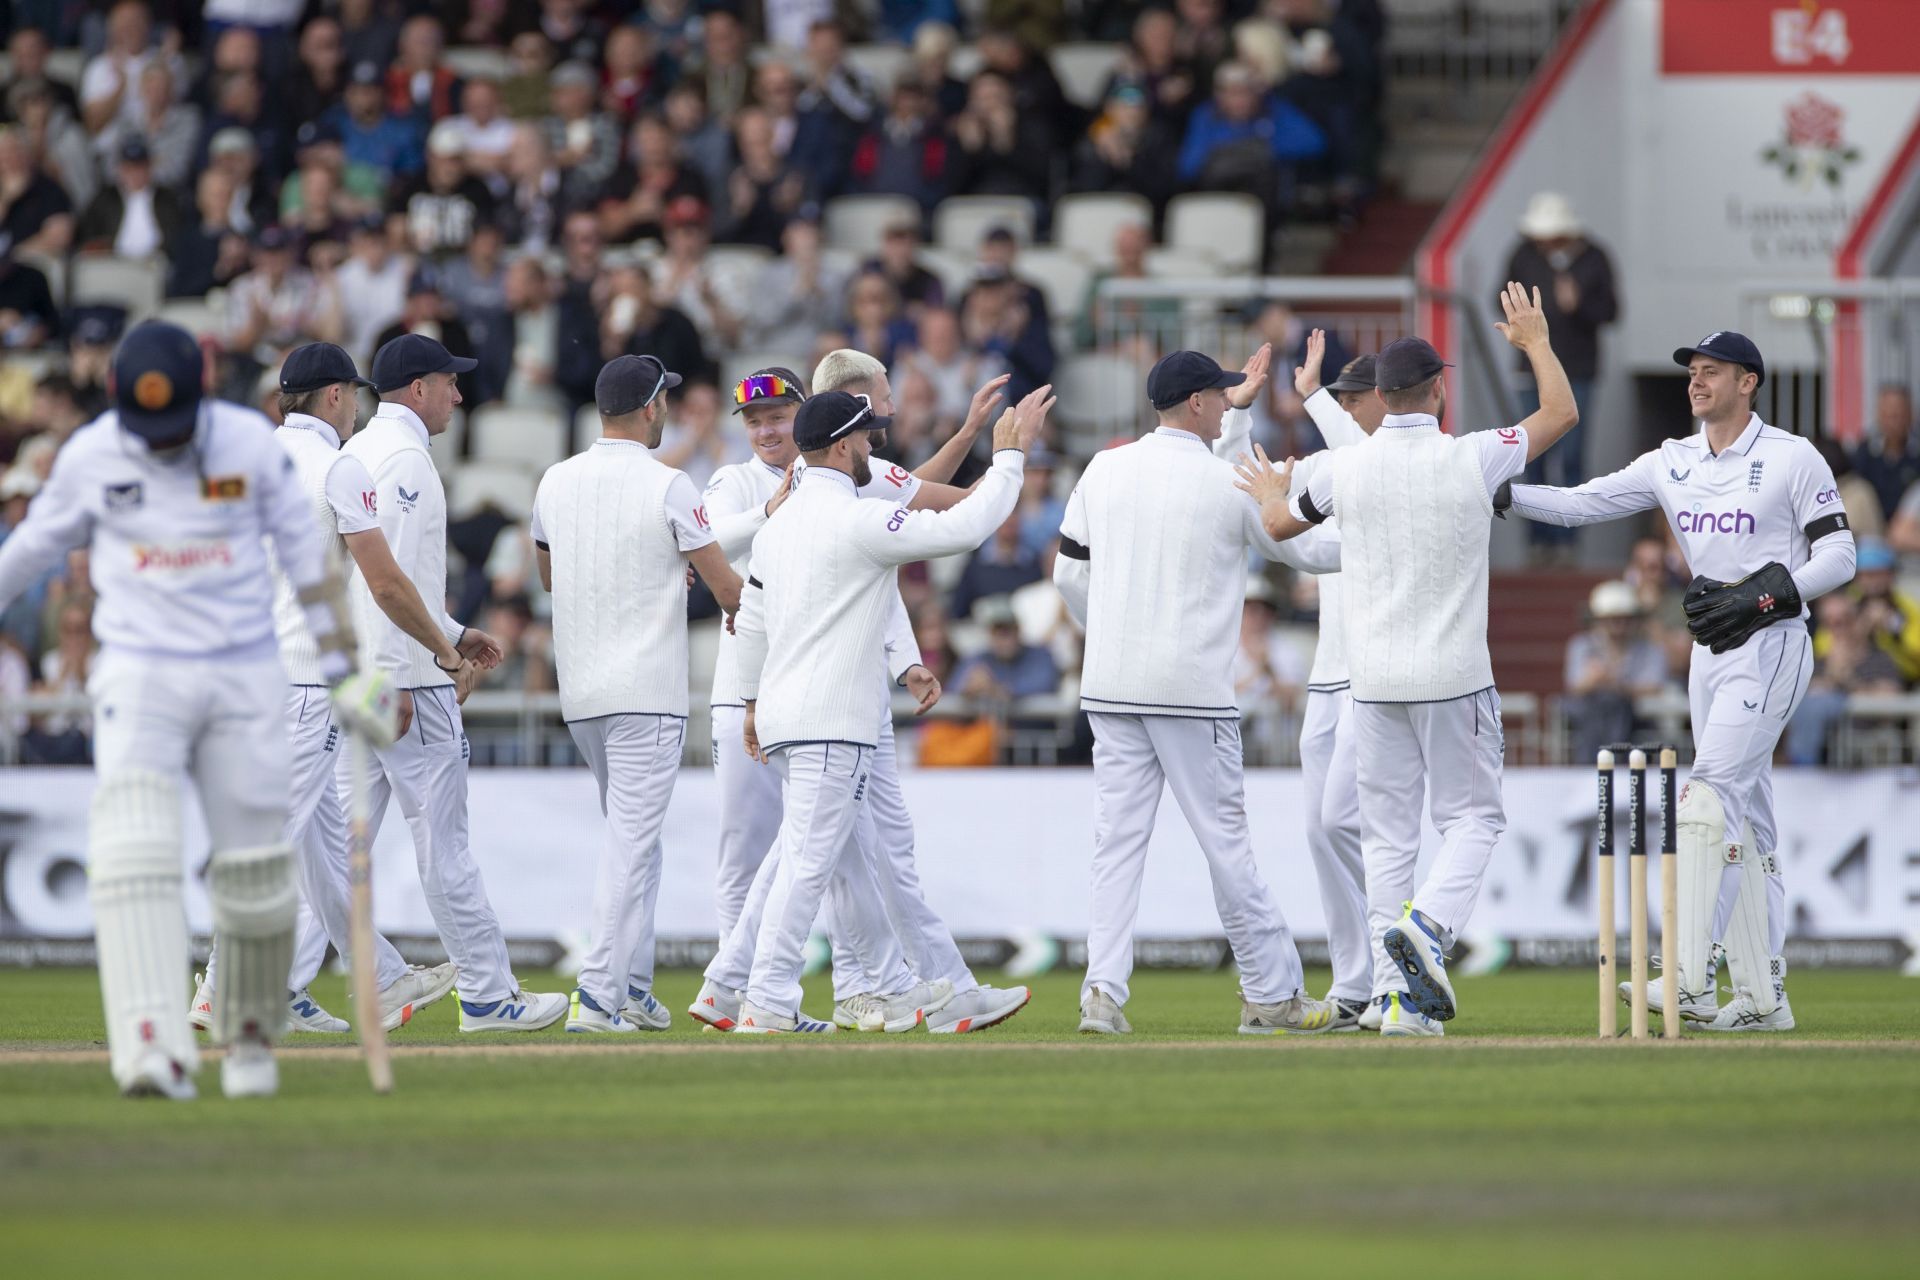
1298, 689, 1370, 1002
340, 685, 516, 1003
866, 713, 976, 992
1352, 689, 1506, 997
710, 703, 781, 937
745, 742, 877, 1018
567, 713, 685, 1010
87, 649, 292, 1084
1686, 626, 1811, 961
1082, 713, 1307, 1007
205, 685, 411, 994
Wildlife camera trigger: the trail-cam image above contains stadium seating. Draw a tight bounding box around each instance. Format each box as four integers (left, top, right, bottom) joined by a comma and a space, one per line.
70, 256, 167, 323
824, 194, 921, 253
469, 405, 568, 474
1049, 43, 1125, 109
933, 196, 1036, 252
1164, 194, 1266, 275
447, 460, 537, 518
1052, 193, 1155, 268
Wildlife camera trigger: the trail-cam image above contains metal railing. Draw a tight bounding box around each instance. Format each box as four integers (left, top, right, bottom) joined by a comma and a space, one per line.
1736, 279, 1920, 441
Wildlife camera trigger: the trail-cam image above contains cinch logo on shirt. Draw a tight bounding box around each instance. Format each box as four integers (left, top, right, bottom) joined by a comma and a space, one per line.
1816, 488, 1838, 504
1675, 507, 1757, 535
131, 540, 235, 572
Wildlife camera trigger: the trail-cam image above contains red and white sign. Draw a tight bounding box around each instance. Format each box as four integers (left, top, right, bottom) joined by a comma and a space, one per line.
1663, 1, 1920, 75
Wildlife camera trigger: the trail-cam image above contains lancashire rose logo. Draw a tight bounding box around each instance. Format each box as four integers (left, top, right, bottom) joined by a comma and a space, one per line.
1762, 92, 1859, 189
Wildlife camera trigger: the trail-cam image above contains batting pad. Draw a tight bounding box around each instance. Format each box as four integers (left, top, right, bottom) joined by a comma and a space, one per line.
89, 770, 197, 1086
1673, 780, 1728, 1001
208, 844, 297, 1045
1723, 828, 1783, 1014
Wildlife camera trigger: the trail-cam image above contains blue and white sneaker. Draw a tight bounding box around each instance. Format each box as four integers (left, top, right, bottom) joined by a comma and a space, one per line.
733, 1000, 837, 1034
458, 988, 568, 1033
566, 988, 643, 1034
620, 986, 671, 1031
1377, 992, 1444, 1038
1382, 904, 1456, 1021
288, 987, 350, 1033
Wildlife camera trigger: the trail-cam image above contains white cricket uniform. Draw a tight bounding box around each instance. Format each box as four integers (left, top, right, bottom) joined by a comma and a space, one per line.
0, 402, 328, 1085
1053, 425, 1343, 1008
704, 452, 974, 999
733, 450, 1026, 1018
1508, 412, 1855, 1002
1216, 397, 1372, 1003
203, 413, 415, 997
340, 402, 520, 1005
530, 438, 715, 1011
1292, 414, 1529, 998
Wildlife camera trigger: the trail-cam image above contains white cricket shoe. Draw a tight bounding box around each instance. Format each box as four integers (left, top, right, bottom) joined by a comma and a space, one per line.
221, 1036, 278, 1098
733, 1001, 836, 1034
288, 988, 349, 1033
458, 989, 568, 1033
122, 1050, 196, 1101
1378, 992, 1444, 1038
620, 987, 671, 1030
1239, 991, 1336, 1035
880, 978, 957, 1033
188, 972, 214, 1031
377, 963, 459, 1031
566, 989, 644, 1033
1078, 986, 1130, 1035
833, 992, 885, 1031
1703, 988, 1796, 1033
1382, 905, 1456, 1021
1328, 995, 1371, 1033
928, 984, 1029, 1034
1618, 978, 1718, 1024
688, 980, 743, 1032
1356, 998, 1385, 1032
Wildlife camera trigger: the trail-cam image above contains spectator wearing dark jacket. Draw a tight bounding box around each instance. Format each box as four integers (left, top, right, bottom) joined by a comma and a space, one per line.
1177, 61, 1325, 221
1070, 78, 1180, 215
76, 138, 186, 259
849, 76, 948, 211
946, 71, 1052, 203
1501, 191, 1621, 548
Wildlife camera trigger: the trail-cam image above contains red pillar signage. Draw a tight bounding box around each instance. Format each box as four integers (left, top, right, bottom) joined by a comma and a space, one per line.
1663, 1, 1920, 75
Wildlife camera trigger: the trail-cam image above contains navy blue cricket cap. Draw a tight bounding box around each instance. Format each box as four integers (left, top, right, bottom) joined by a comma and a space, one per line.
1147, 350, 1244, 411
793, 391, 889, 452
1374, 337, 1451, 393
370, 333, 478, 392
280, 342, 374, 395
1673, 330, 1765, 388
112, 320, 204, 447
1326, 354, 1377, 393
596, 354, 680, 416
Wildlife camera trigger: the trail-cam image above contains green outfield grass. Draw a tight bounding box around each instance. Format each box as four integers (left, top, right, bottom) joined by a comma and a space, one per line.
3, 967, 1917, 1278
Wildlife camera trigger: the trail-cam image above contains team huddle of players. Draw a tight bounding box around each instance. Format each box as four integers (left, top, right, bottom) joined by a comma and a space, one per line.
0, 282, 1853, 1095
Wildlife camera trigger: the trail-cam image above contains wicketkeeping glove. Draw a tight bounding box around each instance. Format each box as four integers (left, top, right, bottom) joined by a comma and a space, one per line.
330, 670, 403, 745
1682, 562, 1802, 654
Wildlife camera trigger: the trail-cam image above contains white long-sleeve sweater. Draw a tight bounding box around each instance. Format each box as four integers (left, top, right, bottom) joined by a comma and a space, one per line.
736, 449, 1025, 749
1053, 425, 1341, 718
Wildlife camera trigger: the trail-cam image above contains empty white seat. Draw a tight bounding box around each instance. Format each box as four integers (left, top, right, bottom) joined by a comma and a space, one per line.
843, 44, 910, 92
441, 46, 511, 81
447, 461, 537, 518
1164, 193, 1265, 274
469, 405, 568, 473
155, 298, 223, 339
70, 255, 167, 322
1052, 352, 1147, 443
824, 194, 921, 253
933, 196, 1036, 252
1051, 193, 1154, 268
1144, 247, 1222, 279
1014, 247, 1094, 325
1049, 43, 1124, 110
915, 247, 975, 302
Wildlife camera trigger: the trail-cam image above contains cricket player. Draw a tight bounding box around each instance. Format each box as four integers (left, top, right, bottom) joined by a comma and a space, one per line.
192, 342, 463, 1035
342, 333, 566, 1033
1239, 282, 1578, 1036
1217, 336, 1383, 1031
693, 363, 1026, 1033
730, 389, 1046, 1032
1057, 349, 1343, 1037
0, 320, 398, 1098
531, 355, 742, 1033
1502, 330, 1856, 1031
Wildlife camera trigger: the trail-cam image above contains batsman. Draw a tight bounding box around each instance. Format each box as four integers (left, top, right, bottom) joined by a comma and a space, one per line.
0, 321, 399, 1098
1502, 331, 1857, 1031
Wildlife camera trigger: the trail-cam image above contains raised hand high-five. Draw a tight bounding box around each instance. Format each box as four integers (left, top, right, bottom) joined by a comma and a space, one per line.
1294, 329, 1328, 398
1228, 343, 1273, 411
1494, 280, 1549, 352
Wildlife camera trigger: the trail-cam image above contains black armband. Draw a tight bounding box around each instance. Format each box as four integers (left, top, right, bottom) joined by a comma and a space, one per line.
1058, 536, 1090, 562
747, 575, 764, 590
1297, 489, 1329, 526
533, 538, 550, 552
1804, 512, 1849, 542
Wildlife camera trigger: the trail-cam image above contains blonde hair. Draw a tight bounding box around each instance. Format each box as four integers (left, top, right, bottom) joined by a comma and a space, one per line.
1232, 20, 1288, 87
812, 348, 887, 396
